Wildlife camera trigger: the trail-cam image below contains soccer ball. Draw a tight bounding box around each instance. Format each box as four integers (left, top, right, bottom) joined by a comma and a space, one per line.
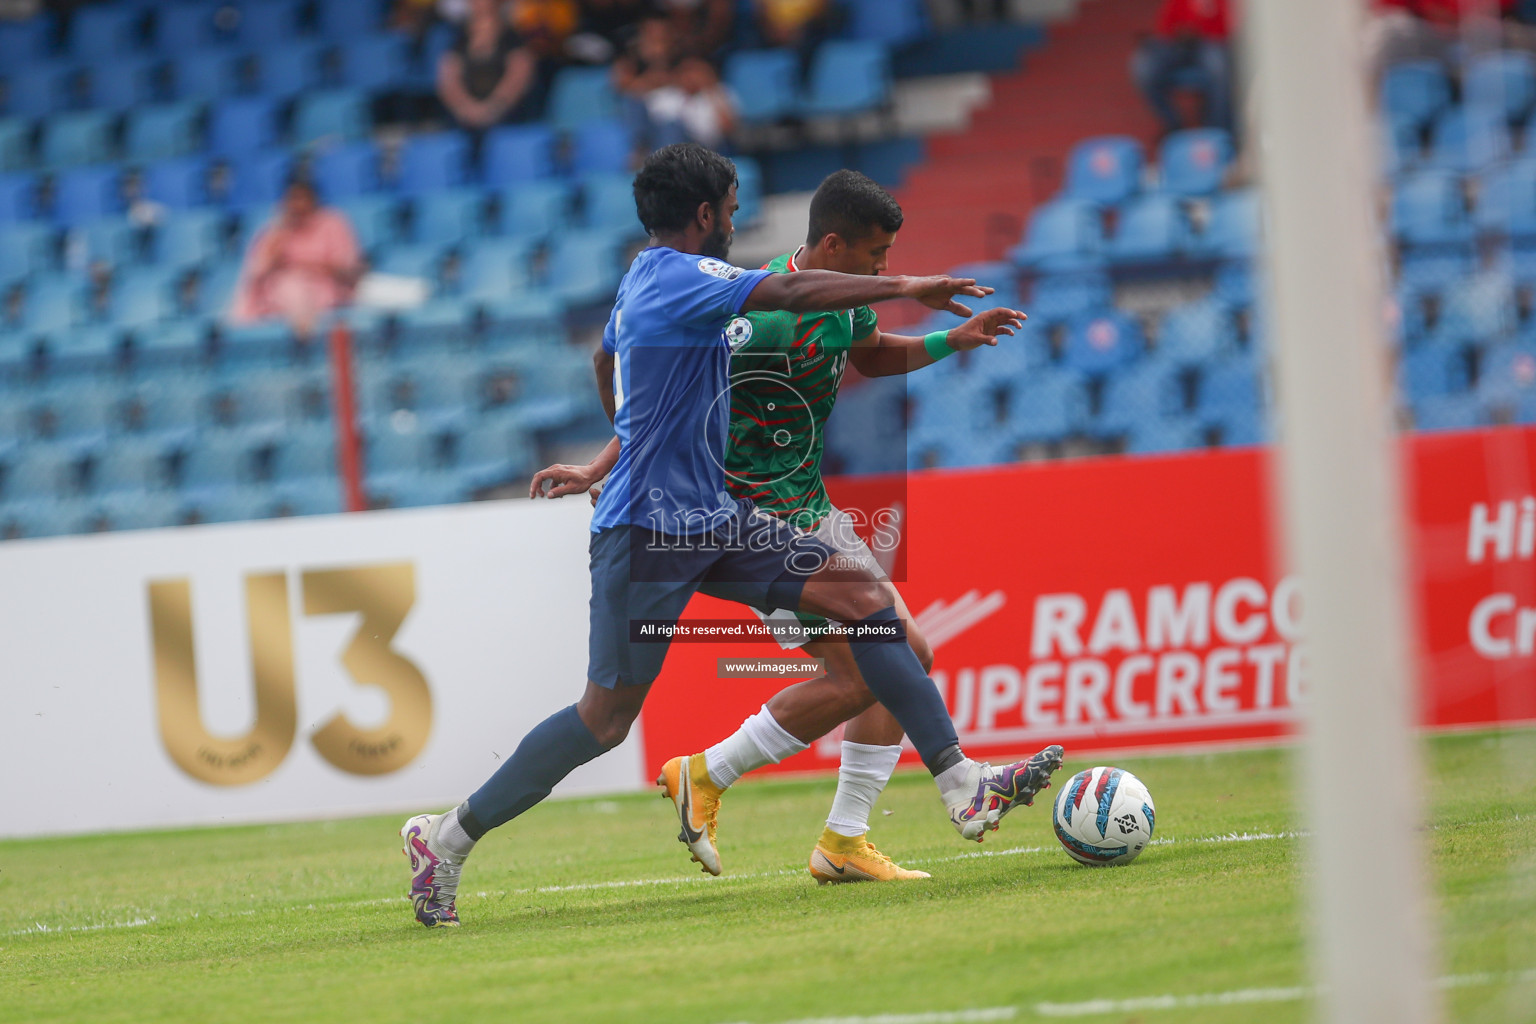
1052, 766, 1155, 866
724, 316, 753, 349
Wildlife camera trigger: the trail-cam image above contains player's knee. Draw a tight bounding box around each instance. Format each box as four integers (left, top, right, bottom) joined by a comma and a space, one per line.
577, 687, 642, 749
812, 578, 892, 624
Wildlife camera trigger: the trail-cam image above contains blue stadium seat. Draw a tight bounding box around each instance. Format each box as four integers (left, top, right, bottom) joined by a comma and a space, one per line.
801, 41, 891, 118
77, 217, 142, 266
254, 40, 327, 101
1008, 198, 1104, 270
1392, 170, 1472, 246
1063, 310, 1145, 375
0, 222, 55, 281
88, 55, 162, 113
1427, 107, 1510, 173
1196, 188, 1261, 257
0, 173, 38, 223
3, 63, 79, 120
207, 368, 296, 427
1399, 341, 1471, 397
1399, 246, 1476, 289
111, 266, 180, 329
1380, 60, 1451, 135
1026, 270, 1111, 321
581, 173, 643, 236
209, 96, 279, 160
172, 49, 241, 102
725, 49, 799, 123
1004, 369, 1088, 443
483, 124, 557, 185
36, 381, 117, 439
547, 230, 622, 306
96, 491, 186, 528
1440, 268, 1515, 342
571, 119, 632, 176
846, 0, 926, 45
1197, 357, 1264, 427
92, 437, 173, 493
53, 167, 122, 226
143, 156, 210, 209
1064, 135, 1144, 205
547, 67, 620, 131
1477, 340, 1536, 407
235, 0, 307, 49
196, 259, 243, 314
497, 179, 573, 240
129, 372, 210, 435
125, 103, 202, 163
318, 0, 385, 40
1213, 261, 1254, 306
412, 188, 486, 245
1127, 416, 1205, 454
1464, 50, 1536, 124
70, 5, 144, 61
1473, 159, 1536, 237
292, 89, 368, 146
1105, 193, 1187, 262
1413, 392, 1485, 431
1158, 128, 1233, 197
736, 155, 763, 227
312, 142, 379, 200
365, 423, 430, 475
336, 194, 402, 251
337, 34, 412, 93
0, 16, 52, 64
228, 150, 292, 209
45, 323, 123, 365
0, 118, 31, 173
1095, 357, 1183, 436
458, 237, 537, 300
1158, 297, 1236, 365
155, 208, 228, 268
2, 444, 81, 501
455, 421, 537, 486
397, 133, 468, 194
153, 4, 217, 53
180, 429, 265, 489
41, 110, 114, 168
375, 242, 443, 279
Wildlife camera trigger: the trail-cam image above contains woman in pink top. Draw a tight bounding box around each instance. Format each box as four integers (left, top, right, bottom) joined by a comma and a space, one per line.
230, 178, 363, 339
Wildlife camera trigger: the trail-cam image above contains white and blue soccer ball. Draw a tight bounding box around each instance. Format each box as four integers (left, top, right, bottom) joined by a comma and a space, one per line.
724, 316, 753, 349
1052, 766, 1155, 866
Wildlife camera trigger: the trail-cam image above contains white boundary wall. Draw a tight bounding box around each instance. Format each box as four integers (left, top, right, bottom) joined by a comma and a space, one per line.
0, 499, 643, 839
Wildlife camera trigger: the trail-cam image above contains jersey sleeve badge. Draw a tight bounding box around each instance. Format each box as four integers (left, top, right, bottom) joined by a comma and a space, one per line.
697, 257, 744, 280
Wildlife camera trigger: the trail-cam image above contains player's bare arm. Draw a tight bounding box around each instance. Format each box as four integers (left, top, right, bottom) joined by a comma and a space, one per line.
593, 348, 617, 423
849, 306, 1030, 377
743, 271, 992, 318
530, 436, 620, 499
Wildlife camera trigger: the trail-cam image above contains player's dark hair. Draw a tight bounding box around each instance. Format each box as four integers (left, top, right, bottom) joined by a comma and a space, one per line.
806, 170, 903, 246
632, 143, 738, 236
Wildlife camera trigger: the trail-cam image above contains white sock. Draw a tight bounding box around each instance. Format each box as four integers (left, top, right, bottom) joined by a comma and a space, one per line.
825, 741, 903, 837
934, 758, 981, 810
437, 804, 476, 860
704, 704, 809, 788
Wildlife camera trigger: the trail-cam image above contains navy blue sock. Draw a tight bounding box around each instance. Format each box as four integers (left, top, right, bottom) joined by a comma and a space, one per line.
847, 607, 962, 773
464, 704, 609, 834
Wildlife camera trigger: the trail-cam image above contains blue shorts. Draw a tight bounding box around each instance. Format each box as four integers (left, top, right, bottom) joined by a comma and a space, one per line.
586, 498, 835, 689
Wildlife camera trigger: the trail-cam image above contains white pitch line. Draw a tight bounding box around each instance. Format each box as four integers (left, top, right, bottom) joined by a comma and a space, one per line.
5, 830, 1307, 938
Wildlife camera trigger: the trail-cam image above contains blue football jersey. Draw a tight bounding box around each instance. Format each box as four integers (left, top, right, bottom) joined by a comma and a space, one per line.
591, 247, 774, 535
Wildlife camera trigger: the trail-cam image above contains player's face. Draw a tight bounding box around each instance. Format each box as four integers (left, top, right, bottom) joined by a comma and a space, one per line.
830, 229, 896, 277
700, 183, 738, 260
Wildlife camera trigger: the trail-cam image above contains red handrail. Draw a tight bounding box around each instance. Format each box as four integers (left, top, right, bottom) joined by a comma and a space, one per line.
328, 322, 366, 513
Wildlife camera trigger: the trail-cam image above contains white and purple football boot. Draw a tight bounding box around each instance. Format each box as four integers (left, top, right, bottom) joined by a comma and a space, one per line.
946, 744, 1066, 841
401, 813, 463, 927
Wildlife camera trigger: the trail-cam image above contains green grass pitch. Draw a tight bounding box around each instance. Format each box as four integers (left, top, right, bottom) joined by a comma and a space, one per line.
3, 731, 1533, 1024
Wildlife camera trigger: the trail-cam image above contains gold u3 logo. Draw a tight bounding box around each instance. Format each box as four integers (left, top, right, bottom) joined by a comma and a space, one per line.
147, 564, 431, 786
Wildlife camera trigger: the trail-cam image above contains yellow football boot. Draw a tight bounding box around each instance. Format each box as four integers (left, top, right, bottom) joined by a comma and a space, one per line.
808, 829, 931, 884
656, 754, 724, 875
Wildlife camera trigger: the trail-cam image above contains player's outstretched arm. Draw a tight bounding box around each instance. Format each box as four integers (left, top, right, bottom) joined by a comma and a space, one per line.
849, 307, 1028, 377
530, 436, 620, 499
742, 271, 992, 318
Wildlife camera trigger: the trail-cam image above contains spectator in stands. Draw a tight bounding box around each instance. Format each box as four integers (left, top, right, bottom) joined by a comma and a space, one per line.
1132, 0, 1233, 138
647, 56, 739, 148
754, 0, 838, 77
230, 177, 362, 339
510, 0, 581, 61
1365, 0, 1536, 85
656, 0, 734, 60
567, 0, 656, 64
437, 0, 541, 131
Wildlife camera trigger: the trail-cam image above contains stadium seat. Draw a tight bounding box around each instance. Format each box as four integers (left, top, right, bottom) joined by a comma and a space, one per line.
88, 55, 162, 113
1158, 297, 1237, 365
77, 217, 143, 266
365, 423, 430, 475
209, 96, 279, 160
180, 429, 265, 489
318, 0, 385, 40
1105, 194, 1188, 263
1197, 357, 1264, 427
0, 16, 52, 64
571, 120, 633, 176
172, 49, 241, 102
736, 155, 764, 227
153, 4, 217, 53
111, 266, 179, 329
801, 41, 891, 118
1026, 270, 1112, 322
547, 67, 620, 131
228, 150, 293, 210
1399, 246, 1476, 289
53, 167, 121, 226
95, 490, 185, 529
337, 34, 412, 93
1426, 107, 1510, 173
36, 381, 118, 439
581, 173, 643, 236
397, 134, 469, 195
497, 179, 573, 240
92, 436, 173, 493
292, 89, 369, 146
1391, 170, 1473, 246
412, 188, 486, 246
1004, 369, 1089, 443
455, 421, 537, 487
1440, 268, 1516, 342
337, 195, 402, 251
375, 242, 444, 280
254, 39, 327, 101
41, 111, 114, 168
725, 49, 800, 123
1380, 60, 1451, 135
458, 237, 537, 300
1009, 198, 1104, 270
1398, 341, 1471, 398
1064, 136, 1144, 205
845, 0, 926, 45
235, 0, 307, 49
0, 118, 30, 173
1095, 357, 1184, 436
482, 125, 557, 185
1464, 50, 1536, 124
144, 156, 211, 209
547, 230, 623, 306
1127, 416, 1205, 454
1063, 310, 1145, 375
207, 369, 296, 427
1477, 340, 1536, 407
312, 142, 379, 200
22, 276, 79, 335
125, 103, 202, 163
1158, 128, 1233, 197
1195, 188, 1261, 257
127, 372, 209, 436
2, 444, 82, 502
0, 222, 55, 281
70, 5, 143, 61
1473, 159, 1536, 237
1412, 392, 1485, 430
3, 63, 80, 120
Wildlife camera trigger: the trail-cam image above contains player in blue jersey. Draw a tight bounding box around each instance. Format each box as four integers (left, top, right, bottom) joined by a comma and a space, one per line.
400, 144, 1063, 926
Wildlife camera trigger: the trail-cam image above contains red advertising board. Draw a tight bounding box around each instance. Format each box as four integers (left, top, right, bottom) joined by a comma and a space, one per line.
636, 427, 1536, 779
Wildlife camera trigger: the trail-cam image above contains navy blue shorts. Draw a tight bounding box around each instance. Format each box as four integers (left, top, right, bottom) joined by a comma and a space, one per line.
586, 498, 835, 689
